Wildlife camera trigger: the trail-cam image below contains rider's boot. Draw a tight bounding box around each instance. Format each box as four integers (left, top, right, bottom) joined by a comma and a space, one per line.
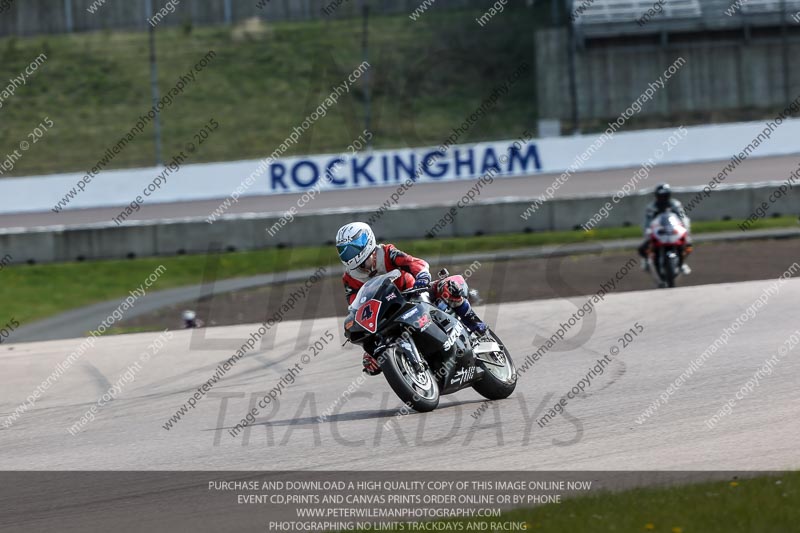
638, 241, 650, 271
681, 244, 693, 275
454, 301, 487, 335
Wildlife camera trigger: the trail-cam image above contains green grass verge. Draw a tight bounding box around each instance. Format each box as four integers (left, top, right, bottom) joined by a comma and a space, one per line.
1, 216, 796, 326
0, 7, 536, 177
345, 472, 800, 532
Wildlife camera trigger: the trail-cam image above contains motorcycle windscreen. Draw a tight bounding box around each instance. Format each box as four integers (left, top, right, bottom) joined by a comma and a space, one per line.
653, 213, 685, 244
348, 270, 401, 311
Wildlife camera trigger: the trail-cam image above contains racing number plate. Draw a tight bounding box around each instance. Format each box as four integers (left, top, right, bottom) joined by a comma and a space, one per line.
355, 299, 382, 333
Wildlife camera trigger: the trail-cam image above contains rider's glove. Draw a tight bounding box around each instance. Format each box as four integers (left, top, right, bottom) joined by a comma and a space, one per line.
362, 353, 381, 376
413, 271, 431, 288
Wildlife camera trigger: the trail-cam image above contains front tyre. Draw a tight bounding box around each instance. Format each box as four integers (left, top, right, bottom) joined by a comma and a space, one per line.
665, 250, 679, 288
380, 345, 439, 413
472, 329, 517, 400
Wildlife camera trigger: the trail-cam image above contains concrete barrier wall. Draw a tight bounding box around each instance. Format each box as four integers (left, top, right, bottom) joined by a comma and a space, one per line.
7, 120, 800, 215
2, 182, 797, 265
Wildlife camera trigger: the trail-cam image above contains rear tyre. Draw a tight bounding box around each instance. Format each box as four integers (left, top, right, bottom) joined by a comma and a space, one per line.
380, 345, 439, 413
472, 329, 517, 400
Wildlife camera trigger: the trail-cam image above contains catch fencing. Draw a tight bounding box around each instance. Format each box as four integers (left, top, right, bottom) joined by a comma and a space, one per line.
0, 0, 488, 36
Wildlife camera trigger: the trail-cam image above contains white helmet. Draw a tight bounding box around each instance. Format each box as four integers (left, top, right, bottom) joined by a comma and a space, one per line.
336, 222, 376, 269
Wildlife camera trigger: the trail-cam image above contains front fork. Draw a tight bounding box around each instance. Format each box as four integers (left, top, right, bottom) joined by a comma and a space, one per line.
648, 247, 681, 284
393, 330, 427, 374
647, 249, 663, 285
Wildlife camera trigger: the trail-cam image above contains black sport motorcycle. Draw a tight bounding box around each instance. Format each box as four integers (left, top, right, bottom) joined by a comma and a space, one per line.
343, 269, 517, 412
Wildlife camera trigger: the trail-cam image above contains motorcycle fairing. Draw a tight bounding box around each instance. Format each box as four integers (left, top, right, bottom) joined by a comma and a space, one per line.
355, 299, 381, 333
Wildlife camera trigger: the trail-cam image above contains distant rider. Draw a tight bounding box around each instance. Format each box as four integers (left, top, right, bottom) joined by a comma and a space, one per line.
638, 183, 692, 274
182, 310, 203, 328
336, 222, 487, 375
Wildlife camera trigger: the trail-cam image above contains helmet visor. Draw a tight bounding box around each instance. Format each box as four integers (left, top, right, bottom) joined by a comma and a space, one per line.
337, 231, 369, 262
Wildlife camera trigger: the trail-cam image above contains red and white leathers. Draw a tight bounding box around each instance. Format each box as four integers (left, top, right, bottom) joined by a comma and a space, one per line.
342, 245, 484, 334
342, 244, 430, 305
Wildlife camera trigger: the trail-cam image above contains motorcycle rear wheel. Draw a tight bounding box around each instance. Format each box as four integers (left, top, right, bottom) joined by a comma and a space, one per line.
380, 345, 440, 413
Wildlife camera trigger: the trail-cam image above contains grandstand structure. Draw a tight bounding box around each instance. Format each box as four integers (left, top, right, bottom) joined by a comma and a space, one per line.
570, 0, 800, 38
534, 0, 800, 126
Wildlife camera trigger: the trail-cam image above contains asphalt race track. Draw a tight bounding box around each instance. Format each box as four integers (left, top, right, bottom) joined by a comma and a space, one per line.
2, 278, 799, 472
3, 153, 799, 228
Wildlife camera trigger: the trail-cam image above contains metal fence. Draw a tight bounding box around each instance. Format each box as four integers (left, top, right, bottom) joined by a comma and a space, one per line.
568, 0, 800, 37
0, 0, 489, 36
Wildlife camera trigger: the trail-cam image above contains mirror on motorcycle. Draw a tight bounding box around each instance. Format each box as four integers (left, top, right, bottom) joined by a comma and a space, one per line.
468, 289, 481, 305
438, 268, 449, 279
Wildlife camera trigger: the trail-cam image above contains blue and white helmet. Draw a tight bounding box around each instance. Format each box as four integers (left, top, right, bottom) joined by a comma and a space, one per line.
336, 222, 376, 269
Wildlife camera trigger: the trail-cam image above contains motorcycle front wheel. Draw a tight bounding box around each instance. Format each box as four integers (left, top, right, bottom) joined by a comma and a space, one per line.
472, 329, 517, 400
665, 251, 678, 288
380, 345, 439, 413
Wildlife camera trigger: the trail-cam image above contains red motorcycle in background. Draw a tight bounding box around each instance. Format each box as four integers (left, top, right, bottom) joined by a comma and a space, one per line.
646, 210, 689, 288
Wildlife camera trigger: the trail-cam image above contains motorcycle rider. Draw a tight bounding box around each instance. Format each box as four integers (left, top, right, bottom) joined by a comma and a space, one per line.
336, 222, 487, 375
638, 183, 692, 274
181, 309, 203, 329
